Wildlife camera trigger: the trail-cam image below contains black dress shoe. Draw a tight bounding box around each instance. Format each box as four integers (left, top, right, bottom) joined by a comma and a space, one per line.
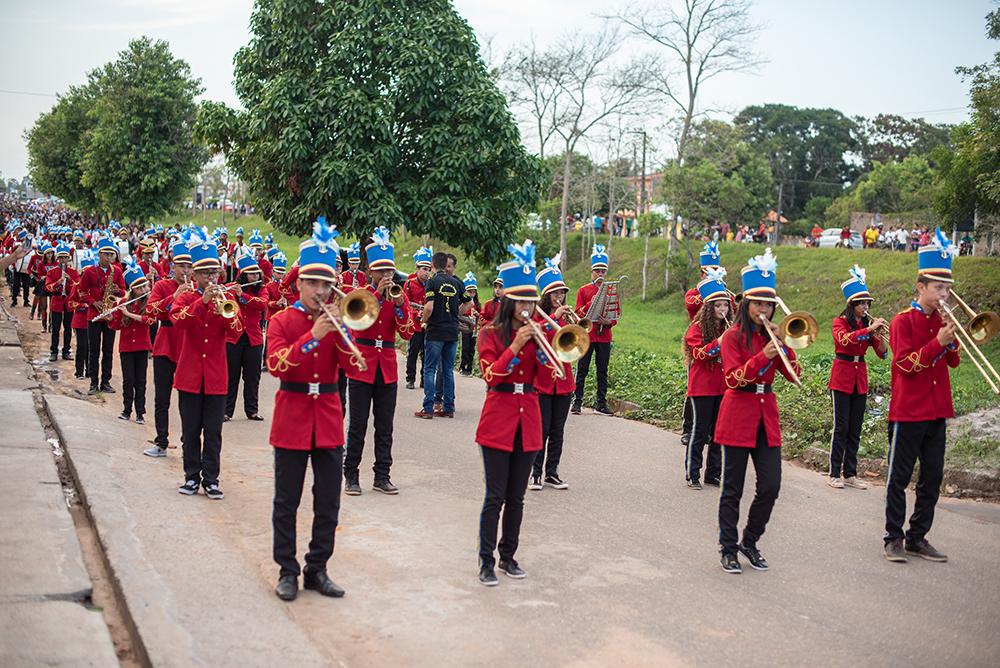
88, 385, 99, 395
275, 574, 298, 601
62, 352, 73, 360
303, 569, 345, 598
49, 352, 58, 362
246, 414, 265, 421
498, 558, 526, 579
100, 383, 115, 393
405, 382, 415, 389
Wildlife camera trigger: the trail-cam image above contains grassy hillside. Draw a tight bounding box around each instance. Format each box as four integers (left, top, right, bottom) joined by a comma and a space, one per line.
154, 212, 1000, 470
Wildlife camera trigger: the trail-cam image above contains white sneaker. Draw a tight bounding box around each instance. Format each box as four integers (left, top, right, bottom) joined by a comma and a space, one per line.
143, 446, 167, 458
843, 476, 869, 489
828, 477, 845, 489
528, 475, 543, 491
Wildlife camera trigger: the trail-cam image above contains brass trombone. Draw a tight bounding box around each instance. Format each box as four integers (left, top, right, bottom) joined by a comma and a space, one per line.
950, 291, 1000, 345
313, 296, 368, 372
759, 313, 803, 388
331, 285, 380, 330
518, 305, 566, 380
939, 295, 1000, 395
774, 296, 819, 350
534, 306, 590, 364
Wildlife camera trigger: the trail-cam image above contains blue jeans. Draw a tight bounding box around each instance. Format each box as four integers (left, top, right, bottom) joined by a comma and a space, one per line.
423, 339, 457, 413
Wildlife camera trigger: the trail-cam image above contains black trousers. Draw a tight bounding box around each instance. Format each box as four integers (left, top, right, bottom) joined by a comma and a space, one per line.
178, 390, 225, 485
884, 419, 946, 544
87, 321, 116, 386
49, 310, 73, 356
272, 445, 343, 577
74, 327, 89, 377
687, 395, 722, 482
225, 333, 263, 417
574, 341, 611, 408
344, 367, 397, 482
149, 322, 158, 349
681, 396, 693, 439
405, 330, 425, 384
12, 272, 30, 305
338, 373, 347, 414
478, 429, 534, 568
718, 423, 782, 555
535, 392, 572, 477
120, 350, 149, 417
459, 331, 477, 374
830, 390, 866, 478
152, 356, 176, 448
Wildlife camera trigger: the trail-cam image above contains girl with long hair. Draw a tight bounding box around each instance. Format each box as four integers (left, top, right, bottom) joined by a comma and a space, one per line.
110, 258, 154, 424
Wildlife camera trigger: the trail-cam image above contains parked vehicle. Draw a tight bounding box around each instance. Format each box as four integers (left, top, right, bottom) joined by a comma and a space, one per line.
817, 228, 863, 249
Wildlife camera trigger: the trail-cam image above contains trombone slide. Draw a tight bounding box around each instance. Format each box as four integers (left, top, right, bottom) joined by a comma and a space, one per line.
760, 314, 802, 388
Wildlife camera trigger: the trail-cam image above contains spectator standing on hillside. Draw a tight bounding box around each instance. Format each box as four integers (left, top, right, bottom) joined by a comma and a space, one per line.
865, 226, 878, 249
909, 226, 920, 252
840, 226, 852, 248
896, 227, 909, 251
810, 223, 823, 247
919, 227, 931, 248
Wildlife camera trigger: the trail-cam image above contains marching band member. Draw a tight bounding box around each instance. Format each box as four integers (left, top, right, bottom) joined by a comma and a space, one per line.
479, 276, 503, 329
883, 229, 960, 564
715, 249, 800, 574
139, 240, 160, 345
344, 242, 368, 289
264, 252, 290, 320
681, 242, 723, 447
67, 250, 95, 379
682, 267, 730, 490
225, 250, 268, 422
109, 257, 155, 424
248, 230, 273, 280
528, 254, 575, 491
169, 227, 240, 500
459, 272, 481, 376
403, 246, 432, 389
79, 234, 126, 394
31, 241, 58, 330
475, 240, 558, 586
828, 265, 887, 489
143, 234, 193, 458
266, 221, 356, 602
571, 244, 617, 416
343, 227, 412, 496
44, 242, 77, 362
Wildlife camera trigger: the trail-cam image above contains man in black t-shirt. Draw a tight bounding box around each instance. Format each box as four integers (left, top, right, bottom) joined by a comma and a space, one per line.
414, 252, 471, 419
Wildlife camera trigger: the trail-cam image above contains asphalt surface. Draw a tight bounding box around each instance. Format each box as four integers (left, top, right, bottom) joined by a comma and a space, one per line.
28, 345, 1000, 667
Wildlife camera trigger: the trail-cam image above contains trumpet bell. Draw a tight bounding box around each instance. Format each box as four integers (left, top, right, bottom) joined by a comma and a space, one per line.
552, 324, 590, 363
387, 284, 403, 300
779, 310, 818, 350
576, 317, 593, 333
340, 288, 380, 330
216, 298, 239, 319
967, 311, 1000, 345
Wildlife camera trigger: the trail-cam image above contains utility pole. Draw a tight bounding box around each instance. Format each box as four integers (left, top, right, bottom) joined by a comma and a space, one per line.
775, 181, 784, 245
640, 129, 647, 214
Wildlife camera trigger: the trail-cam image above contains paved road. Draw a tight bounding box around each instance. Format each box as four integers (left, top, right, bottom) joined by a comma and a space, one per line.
28, 339, 1000, 667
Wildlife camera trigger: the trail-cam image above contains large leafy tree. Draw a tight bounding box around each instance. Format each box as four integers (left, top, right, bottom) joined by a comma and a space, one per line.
855, 114, 952, 171
24, 83, 102, 213
197, 0, 544, 262
735, 104, 861, 219
81, 38, 205, 222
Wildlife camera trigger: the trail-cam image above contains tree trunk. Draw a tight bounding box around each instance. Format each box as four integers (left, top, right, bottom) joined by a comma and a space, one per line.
221, 172, 231, 225
642, 235, 649, 301
664, 218, 676, 292
558, 147, 572, 262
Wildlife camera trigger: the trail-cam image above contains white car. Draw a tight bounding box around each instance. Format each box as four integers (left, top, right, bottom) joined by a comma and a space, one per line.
817, 228, 863, 249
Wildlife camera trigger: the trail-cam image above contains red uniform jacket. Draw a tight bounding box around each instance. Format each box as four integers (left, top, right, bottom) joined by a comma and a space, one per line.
30, 255, 56, 282
138, 259, 162, 285
575, 282, 617, 343
109, 300, 154, 352
344, 286, 412, 384
888, 304, 960, 422
263, 281, 289, 320
279, 264, 300, 304
403, 274, 427, 333
475, 325, 557, 453
45, 266, 78, 312
479, 297, 501, 330
169, 290, 242, 395
684, 287, 702, 321
265, 304, 356, 450
146, 278, 182, 362
829, 315, 887, 394
77, 264, 126, 321
532, 313, 576, 395
67, 282, 89, 329
343, 269, 368, 290
228, 284, 268, 346
685, 321, 724, 397
257, 256, 273, 281
714, 325, 801, 448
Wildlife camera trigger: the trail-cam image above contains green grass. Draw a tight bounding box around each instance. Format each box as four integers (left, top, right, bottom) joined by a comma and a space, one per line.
153, 212, 1000, 469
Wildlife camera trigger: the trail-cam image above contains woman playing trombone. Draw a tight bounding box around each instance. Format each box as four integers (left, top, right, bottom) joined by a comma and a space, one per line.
715, 249, 801, 574
827, 265, 887, 490
475, 240, 561, 586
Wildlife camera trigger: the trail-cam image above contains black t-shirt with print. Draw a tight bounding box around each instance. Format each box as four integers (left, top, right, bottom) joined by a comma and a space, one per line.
424, 271, 470, 341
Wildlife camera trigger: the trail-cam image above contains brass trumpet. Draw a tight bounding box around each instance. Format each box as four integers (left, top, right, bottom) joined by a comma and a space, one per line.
384, 283, 403, 301
208, 282, 239, 319
535, 306, 590, 364
564, 310, 593, 333
774, 296, 818, 350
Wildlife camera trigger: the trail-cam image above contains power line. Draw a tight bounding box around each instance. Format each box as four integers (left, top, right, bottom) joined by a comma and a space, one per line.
0, 88, 57, 98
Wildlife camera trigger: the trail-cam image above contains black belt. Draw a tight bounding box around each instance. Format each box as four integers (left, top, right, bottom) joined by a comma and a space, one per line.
735, 383, 772, 394
489, 383, 535, 394
835, 353, 864, 363
355, 338, 395, 349
280, 381, 338, 395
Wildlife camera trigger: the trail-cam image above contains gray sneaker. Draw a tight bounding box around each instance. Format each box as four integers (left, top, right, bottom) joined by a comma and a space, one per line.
143, 446, 167, 458
344, 479, 362, 496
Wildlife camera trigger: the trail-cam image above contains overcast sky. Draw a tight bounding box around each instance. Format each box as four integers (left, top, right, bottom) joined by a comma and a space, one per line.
0, 0, 995, 180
